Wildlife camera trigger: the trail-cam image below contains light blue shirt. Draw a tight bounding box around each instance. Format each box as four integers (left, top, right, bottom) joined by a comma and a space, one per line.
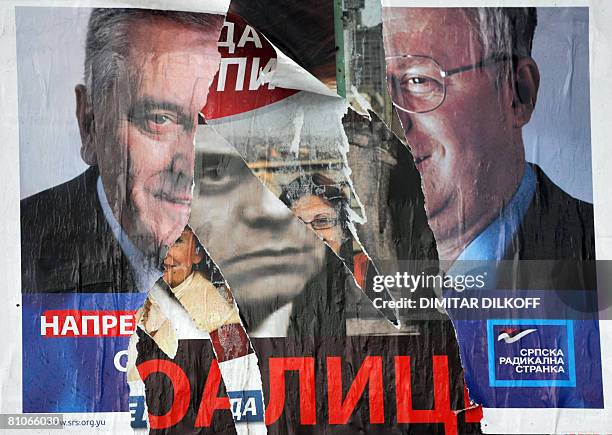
447, 163, 536, 287
96, 177, 162, 293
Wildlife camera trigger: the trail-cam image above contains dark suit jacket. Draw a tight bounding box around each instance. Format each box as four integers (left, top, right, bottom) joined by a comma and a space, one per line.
498, 163, 596, 292
511, 163, 595, 261
21, 166, 137, 293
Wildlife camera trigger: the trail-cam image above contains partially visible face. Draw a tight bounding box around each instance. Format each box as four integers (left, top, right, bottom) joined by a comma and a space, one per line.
382, 8, 524, 242
189, 135, 326, 310
92, 16, 222, 257
163, 227, 202, 287
291, 194, 344, 254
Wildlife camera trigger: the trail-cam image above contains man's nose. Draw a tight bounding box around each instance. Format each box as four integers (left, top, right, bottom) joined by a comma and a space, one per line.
240, 183, 295, 229
169, 131, 196, 180
397, 110, 413, 135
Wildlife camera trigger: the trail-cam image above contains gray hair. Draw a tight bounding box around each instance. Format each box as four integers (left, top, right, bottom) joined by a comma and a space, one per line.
84, 8, 223, 107
462, 7, 537, 82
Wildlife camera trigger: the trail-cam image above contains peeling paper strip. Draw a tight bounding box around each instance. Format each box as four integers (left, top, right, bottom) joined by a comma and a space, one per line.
148, 281, 211, 342
262, 37, 340, 98
159, 228, 267, 433
203, 99, 400, 325
217, 354, 267, 434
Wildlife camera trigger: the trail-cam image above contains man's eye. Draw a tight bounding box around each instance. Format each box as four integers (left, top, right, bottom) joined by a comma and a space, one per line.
131, 111, 180, 135
145, 112, 177, 126
149, 114, 171, 125
401, 75, 441, 94
201, 166, 226, 181
198, 165, 236, 195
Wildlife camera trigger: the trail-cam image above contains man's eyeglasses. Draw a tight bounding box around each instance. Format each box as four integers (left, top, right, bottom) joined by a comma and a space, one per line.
385, 54, 512, 114
301, 215, 339, 231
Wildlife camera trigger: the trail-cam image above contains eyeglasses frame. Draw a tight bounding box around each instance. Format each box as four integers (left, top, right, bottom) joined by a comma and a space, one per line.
385, 53, 514, 114
300, 215, 339, 231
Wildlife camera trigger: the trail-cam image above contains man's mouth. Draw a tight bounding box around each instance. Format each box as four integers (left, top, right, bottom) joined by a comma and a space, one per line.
224, 247, 308, 267
156, 191, 192, 205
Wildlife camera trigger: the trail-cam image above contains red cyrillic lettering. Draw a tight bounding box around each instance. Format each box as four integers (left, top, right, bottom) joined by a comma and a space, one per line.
137, 359, 190, 430
327, 356, 384, 424
266, 357, 316, 425
195, 360, 231, 427
395, 356, 457, 433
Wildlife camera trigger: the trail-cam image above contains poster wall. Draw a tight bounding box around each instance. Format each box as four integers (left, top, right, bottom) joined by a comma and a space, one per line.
1, 0, 611, 434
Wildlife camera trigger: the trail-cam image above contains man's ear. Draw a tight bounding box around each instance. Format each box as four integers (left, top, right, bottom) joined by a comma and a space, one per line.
192, 247, 204, 265
512, 57, 540, 128
75, 84, 97, 166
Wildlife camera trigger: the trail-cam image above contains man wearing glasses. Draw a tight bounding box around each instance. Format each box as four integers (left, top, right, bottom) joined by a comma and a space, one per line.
382, 7, 594, 265
381, 8, 602, 411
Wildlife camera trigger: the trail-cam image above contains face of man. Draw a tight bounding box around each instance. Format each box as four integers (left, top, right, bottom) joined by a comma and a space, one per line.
291, 194, 343, 254
382, 8, 526, 253
163, 227, 203, 287
79, 15, 221, 258
189, 131, 326, 318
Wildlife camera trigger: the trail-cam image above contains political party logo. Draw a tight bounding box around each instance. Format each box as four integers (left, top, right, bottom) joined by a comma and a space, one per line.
487, 319, 576, 387
497, 328, 537, 344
